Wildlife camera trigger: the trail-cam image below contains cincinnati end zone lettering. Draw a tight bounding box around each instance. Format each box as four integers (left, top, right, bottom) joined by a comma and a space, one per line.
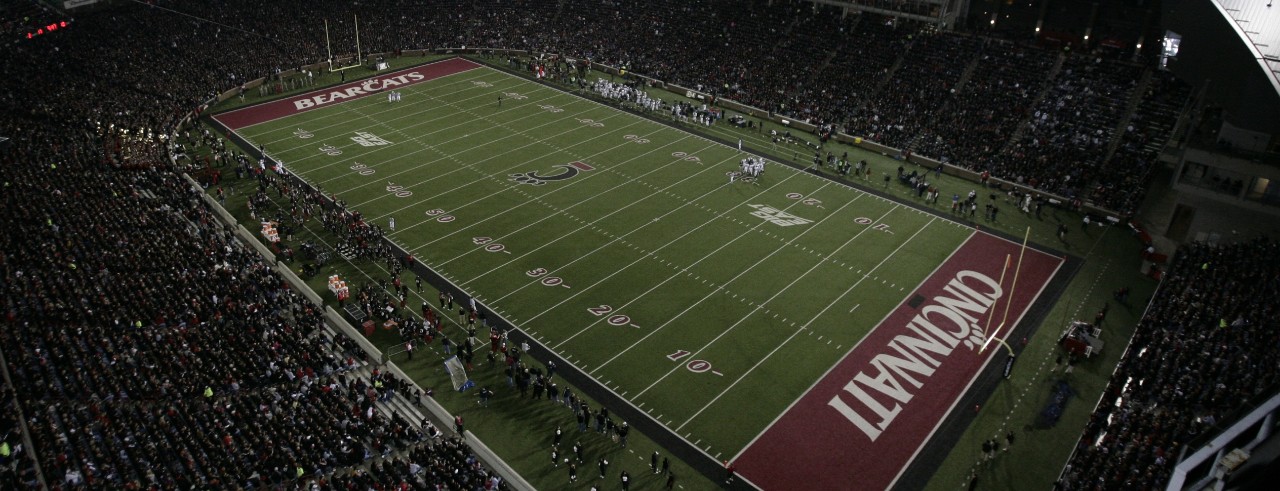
828, 270, 1002, 441
294, 72, 427, 110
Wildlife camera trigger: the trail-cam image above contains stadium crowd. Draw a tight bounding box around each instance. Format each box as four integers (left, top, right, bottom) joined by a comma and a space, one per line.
0, 115, 505, 488
1058, 237, 1280, 490
17, 0, 1180, 216
0, 0, 1204, 488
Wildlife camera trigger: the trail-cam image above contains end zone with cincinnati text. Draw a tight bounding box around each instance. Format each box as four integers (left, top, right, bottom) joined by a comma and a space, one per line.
734, 231, 1063, 491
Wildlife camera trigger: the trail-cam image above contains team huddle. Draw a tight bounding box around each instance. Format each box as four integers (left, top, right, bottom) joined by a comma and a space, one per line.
593, 78, 663, 111
734, 156, 766, 182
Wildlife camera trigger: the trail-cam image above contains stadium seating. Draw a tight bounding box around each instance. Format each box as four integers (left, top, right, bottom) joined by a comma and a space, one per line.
0, 1, 1213, 489
1059, 238, 1280, 491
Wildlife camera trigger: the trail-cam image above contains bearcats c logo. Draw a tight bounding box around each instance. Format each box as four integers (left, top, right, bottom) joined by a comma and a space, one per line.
509, 161, 595, 186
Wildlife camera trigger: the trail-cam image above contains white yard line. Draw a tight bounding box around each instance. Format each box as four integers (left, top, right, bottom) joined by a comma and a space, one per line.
673, 214, 937, 430
318, 97, 613, 189
427, 136, 711, 265
481, 155, 788, 314
450, 144, 731, 279
607, 194, 882, 386
251, 69, 497, 145
549, 178, 836, 355
428, 137, 714, 267
248, 75, 577, 171
363, 116, 655, 225
217, 57, 482, 131
884, 240, 1064, 490
728, 227, 975, 462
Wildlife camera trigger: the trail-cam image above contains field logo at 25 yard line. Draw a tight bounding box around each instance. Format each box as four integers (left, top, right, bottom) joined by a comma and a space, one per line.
351, 131, 393, 147
747, 204, 812, 227
508, 161, 595, 186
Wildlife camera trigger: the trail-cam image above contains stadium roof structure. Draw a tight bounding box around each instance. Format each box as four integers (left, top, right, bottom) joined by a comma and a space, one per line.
1210, 0, 1280, 101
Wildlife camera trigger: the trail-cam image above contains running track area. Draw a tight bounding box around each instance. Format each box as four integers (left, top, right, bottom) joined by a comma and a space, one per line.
212, 58, 480, 130
735, 231, 1062, 491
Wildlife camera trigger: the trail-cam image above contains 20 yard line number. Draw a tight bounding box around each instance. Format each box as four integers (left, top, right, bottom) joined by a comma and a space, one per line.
586, 304, 639, 328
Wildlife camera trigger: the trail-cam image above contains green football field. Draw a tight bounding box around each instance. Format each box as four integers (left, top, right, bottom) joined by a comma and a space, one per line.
221, 60, 986, 466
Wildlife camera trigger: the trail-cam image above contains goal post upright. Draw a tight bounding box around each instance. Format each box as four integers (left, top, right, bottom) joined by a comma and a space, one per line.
979, 253, 1012, 355
980, 226, 1032, 357
324, 18, 333, 71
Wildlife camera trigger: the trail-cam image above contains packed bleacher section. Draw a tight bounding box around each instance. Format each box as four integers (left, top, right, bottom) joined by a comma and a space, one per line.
1058, 237, 1280, 491
850, 31, 981, 150
990, 55, 1144, 207
0, 115, 504, 488
911, 40, 1056, 168
1102, 71, 1193, 212
4, 0, 1183, 216
807, 14, 912, 127
0, 2, 507, 489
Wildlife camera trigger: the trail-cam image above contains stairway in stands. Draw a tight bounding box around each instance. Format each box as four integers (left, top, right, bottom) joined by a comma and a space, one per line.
999, 51, 1067, 156
1104, 67, 1155, 163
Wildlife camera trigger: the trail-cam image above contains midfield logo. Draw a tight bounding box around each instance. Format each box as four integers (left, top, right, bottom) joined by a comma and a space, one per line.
351, 131, 392, 147
747, 204, 812, 226
509, 161, 595, 186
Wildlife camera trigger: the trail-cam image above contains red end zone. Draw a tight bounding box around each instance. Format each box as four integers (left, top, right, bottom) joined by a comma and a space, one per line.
735, 231, 1062, 490
212, 57, 481, 130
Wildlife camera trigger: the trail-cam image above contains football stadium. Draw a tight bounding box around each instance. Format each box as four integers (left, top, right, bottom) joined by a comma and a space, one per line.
3, 1, 1280, 490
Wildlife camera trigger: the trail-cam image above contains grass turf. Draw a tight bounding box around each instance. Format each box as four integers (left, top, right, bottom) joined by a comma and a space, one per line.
200, 54, 1158, 490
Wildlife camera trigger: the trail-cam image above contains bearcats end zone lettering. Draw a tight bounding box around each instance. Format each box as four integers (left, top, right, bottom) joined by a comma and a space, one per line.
294, 72, 426, 110
213, 59, 481, 131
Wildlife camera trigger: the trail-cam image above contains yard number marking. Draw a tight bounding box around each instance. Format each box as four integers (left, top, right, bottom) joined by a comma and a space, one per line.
785, 192, 824, 208
424, 208, 455, 223
385, 182, 412, 198
665, 349, 724, 376
350, 163, 375, 176
471, 237, 511, 254
587, 305, 637, 328
854, 217, 892, 233
526, 267, 571, 288
671, 152, 701, 163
